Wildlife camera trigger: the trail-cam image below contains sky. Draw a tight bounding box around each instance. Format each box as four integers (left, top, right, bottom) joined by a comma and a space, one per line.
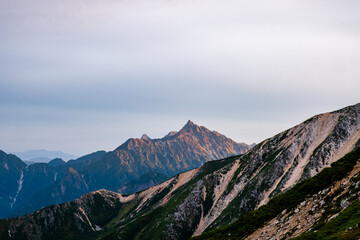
0, 0, 359, 156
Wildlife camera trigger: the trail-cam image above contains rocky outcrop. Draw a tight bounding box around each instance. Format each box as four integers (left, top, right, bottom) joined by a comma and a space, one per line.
206, 103, 360, 231
82, 120, 250, 193
103, 103, 360, 239
2, 121, 250, 219
2, 190, 122, 240
1, 104, 359, 240
195, 147, 360, 240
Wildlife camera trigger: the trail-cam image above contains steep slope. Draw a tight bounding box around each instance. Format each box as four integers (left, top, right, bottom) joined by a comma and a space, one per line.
204, 103, 360, 232
1, 151, 106, 219
11, 163, 64, 210
0, 189, 122, 240
194, 147, 360, 240
3, 121, 249, 219
65, 151, 106, 171
117, 172, 169, 194
48, 158, 66, 167
1, 103, 359, 240
83, 120, 250, 192
7, 151, 107, 218
0, 155, 239, 240
0, 151, 27, 219
11, 167, 91, 217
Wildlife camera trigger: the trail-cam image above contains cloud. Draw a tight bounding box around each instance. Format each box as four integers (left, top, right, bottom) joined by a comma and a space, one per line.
0, 0, 359, 154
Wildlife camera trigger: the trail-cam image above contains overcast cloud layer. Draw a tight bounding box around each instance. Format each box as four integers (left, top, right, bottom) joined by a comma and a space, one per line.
0, 0, 359, 155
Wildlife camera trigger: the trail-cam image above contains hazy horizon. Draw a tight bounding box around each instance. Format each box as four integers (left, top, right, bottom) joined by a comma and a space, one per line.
1, 0, 359, 155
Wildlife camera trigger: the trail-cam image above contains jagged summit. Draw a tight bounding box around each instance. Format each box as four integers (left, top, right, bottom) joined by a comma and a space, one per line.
184, 119, 196, 128
186, 119, 195, 126
0, 120, 251, 220
107, 120, 251, 192
164, 131, 178, 138
180, 119, 202, 133
141, 134, 151, 141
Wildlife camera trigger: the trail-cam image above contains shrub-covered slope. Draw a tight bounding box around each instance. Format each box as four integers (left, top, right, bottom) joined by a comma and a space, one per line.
194, 147, 360, 240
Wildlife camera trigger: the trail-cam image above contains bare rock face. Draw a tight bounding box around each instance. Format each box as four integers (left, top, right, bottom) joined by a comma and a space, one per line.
1, 103, 359, 240
244, 156, 360, 240
0, 151, 26, 219
196, 103, 360, 234
3, 190, 122, 240
84, 120, 251, 193
141, 134, 152, 141
2, 121, 250, 219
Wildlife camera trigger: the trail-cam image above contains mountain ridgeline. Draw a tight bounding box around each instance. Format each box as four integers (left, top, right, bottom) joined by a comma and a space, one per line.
0, 103, 359, 240
0, 121, 250, 219
84, 120, 250, 192
194, 147, 360, 240
10, 149, 78, 162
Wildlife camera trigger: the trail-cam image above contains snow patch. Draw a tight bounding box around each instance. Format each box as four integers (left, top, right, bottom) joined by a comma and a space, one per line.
95, 225, 102, 231
4, 162, 9, 170
61, 184, 66, 195
10, 170, 24, 208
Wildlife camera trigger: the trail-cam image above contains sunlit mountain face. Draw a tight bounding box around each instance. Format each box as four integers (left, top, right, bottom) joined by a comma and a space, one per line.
0, 121, 251, 219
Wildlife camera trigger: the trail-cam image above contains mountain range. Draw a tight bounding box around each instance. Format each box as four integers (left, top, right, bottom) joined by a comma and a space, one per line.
10, 150, 78, 163
0, 103, 359, 240
0, 121, 251, 219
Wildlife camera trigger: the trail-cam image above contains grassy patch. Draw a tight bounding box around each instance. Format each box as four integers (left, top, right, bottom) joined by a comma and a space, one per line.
292, 201, 360, 240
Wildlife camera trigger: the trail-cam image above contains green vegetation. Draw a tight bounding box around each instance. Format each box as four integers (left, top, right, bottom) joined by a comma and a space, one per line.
291, 201, 360, 240
194, 155, 240, 181
208, 147, 286, 230
101, 155, 241, 240
193, 147, 360, 240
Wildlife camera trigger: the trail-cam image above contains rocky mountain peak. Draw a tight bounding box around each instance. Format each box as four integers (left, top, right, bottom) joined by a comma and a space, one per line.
186, 119, 195, 126
141, 134, 151, 141
164, 131, 178, 138
1, 120, 252, 221
180, 120, 201, 133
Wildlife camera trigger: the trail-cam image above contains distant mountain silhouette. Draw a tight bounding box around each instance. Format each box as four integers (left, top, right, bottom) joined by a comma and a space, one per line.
11, 149, 78, 162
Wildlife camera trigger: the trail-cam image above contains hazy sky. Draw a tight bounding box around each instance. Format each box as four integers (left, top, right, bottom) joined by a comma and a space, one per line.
1, 0, 359, 155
